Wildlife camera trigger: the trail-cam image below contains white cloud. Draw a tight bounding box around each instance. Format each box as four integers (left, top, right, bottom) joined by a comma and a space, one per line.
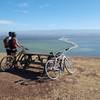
48, 24, 56, 27
15, 10, 28, 14
16, 2, 29, 14
0, 20, 14, 25
21, 10, 28, 14
40, 4, 49, 8
18, 2, 28, 8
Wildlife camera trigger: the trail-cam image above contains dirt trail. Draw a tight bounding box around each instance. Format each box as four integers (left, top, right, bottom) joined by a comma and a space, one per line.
0, 55, 100, 100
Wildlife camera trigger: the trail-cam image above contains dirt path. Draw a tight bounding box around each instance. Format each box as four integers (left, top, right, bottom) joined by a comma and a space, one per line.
0, 55, 100, 100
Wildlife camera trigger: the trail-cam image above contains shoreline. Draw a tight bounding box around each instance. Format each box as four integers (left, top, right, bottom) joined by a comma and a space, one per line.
0, 52, 100, 64
0, 52, 100, 58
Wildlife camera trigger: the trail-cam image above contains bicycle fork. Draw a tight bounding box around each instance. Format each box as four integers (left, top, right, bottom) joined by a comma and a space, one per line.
54, 57, 64, 73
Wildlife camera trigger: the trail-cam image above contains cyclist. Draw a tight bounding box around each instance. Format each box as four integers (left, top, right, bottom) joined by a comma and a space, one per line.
3, 32, 21, 55
8, 32, 21, 55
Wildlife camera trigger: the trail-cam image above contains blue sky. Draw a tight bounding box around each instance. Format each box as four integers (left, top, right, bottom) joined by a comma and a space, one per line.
0, 0, 100, 32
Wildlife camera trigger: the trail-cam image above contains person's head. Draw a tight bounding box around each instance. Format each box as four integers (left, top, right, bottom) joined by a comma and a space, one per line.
12, 32, 16, 38
8, 32, 12, 36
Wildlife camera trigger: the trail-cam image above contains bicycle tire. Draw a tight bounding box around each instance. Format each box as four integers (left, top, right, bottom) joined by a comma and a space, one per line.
20, 55, 31, 69
0, 55, 14, 71
64, 57, 75, 74
45, 59, 60, 80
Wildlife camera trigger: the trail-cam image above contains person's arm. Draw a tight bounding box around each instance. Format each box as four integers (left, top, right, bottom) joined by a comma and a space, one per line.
15, 38, 22, 48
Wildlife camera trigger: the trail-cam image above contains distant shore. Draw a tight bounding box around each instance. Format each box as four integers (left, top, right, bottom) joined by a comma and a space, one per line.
0, 52, 100, 60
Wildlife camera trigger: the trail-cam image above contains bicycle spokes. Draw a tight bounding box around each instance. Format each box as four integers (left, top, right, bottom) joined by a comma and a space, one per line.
45, 60, 60, 79
0, 56, 14, 71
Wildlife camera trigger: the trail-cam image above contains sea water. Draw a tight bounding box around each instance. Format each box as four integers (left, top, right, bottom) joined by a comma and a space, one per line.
0, 34, 100, 57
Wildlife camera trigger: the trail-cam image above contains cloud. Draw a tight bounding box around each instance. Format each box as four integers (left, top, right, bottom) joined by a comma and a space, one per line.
48, 24, 56, 27
40, 4, 49, 8
16, 2, 29, 14
18, 2, 28, 8
15, 10, 28, 14
0, 20, 14, 25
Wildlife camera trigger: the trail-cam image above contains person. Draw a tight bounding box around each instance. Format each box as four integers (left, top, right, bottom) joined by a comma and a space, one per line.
3, 32, 21, 55
8, 32, 21, 55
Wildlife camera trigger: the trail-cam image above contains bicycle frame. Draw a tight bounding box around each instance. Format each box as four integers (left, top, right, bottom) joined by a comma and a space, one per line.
8, 47, 28, 67
14, 47, 28, 60
15, 49, 25, 62
45, 48, 74, 79
53, 51, 68, 72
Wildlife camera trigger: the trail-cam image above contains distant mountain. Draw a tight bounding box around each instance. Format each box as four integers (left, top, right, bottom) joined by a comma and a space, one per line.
11, 29, 100, 35
0, 29, 100, 38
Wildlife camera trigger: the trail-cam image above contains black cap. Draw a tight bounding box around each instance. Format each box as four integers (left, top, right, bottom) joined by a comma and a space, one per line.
12, 32, 16, 37
8, 32, 12, 36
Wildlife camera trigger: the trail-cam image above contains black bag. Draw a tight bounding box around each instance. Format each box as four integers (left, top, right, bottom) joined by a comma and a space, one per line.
3, 36, 9, 48
8, 38, 14, 49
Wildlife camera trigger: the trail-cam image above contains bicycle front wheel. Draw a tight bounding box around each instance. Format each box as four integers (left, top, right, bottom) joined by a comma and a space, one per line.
45, 59, 60, 80
0, 56, 14, 71
20, 55, 31, 69
64, 57, 75, 74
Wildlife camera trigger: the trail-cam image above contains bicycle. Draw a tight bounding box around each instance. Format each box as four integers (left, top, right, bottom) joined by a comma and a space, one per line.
0, 47, 31, 71
45, 48, 75, 79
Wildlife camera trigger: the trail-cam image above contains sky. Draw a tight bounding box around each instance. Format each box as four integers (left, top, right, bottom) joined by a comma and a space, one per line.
0, 0, 100, 32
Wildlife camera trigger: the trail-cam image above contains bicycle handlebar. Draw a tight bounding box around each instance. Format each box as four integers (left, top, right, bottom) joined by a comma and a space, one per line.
24, 48, 29, 50
20, 46, 29, 51
50, 47, 70, 57
65, 48, 69, 51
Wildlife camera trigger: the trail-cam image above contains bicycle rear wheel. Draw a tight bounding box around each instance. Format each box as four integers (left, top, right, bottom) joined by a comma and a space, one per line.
20, 55, 31, 69
45, 59, 60, 79
64, 57, 75, 74
0, 56, 14, 71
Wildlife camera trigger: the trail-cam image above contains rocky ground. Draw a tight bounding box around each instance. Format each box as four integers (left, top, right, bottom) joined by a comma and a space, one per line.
0, 53, 100, 100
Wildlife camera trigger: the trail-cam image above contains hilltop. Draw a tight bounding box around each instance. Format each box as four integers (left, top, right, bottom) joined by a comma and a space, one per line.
0, 53, 100, 100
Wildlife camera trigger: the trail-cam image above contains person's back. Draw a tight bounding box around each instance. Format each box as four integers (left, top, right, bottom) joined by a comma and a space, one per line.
3, 32, 12, 48
3, 32, 21, 55
3, 36, 9, 48
8, 32, 21, 55
3, 32, 13, 55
